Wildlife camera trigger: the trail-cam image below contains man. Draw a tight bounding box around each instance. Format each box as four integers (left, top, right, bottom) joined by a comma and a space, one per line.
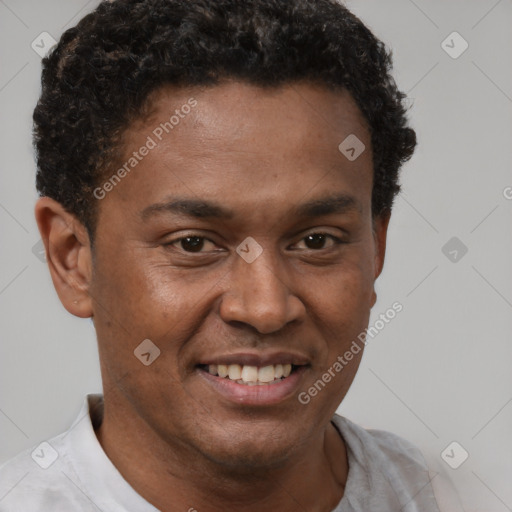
0, 0, 461, 510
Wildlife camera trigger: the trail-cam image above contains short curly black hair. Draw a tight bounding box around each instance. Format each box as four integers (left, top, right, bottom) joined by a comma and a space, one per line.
34, 0, 416, 242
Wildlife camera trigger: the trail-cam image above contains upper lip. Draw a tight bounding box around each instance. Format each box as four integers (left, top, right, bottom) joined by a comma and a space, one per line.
198, 351, 310, 367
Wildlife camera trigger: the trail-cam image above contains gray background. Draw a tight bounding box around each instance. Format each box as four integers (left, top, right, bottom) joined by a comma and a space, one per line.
0, 0, 511, 510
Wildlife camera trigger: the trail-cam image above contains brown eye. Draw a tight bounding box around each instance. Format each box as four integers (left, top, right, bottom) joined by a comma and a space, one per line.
179, 236, 205, 252
304, 233, 328, 249
292, 233, 343, 251
164, 235, 220, 254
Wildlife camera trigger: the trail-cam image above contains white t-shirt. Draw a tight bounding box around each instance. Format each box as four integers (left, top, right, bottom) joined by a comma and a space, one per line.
0, 394, 462, 511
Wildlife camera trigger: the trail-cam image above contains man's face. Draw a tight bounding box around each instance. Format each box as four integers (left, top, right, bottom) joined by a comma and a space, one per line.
88, 81, 387, 469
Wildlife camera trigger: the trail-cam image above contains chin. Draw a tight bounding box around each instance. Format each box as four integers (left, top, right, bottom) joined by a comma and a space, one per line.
205, 442, 295, 474
191, 423, 302, 473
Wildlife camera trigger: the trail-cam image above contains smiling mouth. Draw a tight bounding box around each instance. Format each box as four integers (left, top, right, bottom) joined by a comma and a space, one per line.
197, 363, 301, 385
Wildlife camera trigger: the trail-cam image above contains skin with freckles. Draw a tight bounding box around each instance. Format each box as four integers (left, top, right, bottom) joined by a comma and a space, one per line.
35, 81, 390, 512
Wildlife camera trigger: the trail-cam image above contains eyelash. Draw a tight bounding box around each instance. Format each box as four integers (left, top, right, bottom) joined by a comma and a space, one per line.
164, 232, 346, 253
293, 233, 345, 250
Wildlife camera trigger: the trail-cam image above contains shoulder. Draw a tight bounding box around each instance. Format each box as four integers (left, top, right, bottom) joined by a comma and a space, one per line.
332, 414, 430, 472
0, 430, 97, 511
331, 414, 442, 511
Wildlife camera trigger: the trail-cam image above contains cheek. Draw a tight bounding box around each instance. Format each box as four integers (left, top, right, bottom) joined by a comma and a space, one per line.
310, 273, 372, 405
133, 264, 226, 342
311, 261, 375, 352
315, 257, 375, 314
95, 251, 205, 331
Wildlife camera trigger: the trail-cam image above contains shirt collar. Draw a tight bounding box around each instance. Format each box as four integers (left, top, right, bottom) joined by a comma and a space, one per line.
62, 393, 159, 512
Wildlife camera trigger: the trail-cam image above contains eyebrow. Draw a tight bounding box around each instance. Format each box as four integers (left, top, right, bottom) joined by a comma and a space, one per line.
294, 194, 362, 218
140, 193, 361, 222
140, 198, 234, 221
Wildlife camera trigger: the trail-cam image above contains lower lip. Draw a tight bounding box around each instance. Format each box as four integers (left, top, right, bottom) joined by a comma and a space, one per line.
197, 366, 308, 405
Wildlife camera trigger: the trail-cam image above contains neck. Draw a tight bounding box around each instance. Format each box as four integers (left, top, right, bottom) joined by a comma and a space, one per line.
94, 395, 348, 512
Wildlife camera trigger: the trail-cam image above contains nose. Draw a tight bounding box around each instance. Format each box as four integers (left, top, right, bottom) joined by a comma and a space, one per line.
219, 250, 305, 334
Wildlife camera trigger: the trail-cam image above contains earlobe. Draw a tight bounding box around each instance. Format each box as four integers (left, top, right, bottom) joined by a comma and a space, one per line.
34, 197, 94, 318
370, 289, 377, 308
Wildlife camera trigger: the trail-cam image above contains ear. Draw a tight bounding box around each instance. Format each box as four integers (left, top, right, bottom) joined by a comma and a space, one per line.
370, 210, 391, 308
34, 197, 94, 318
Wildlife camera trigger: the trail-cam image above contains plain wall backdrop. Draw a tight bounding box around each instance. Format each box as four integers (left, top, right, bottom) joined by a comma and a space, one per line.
0, 1, 511, 510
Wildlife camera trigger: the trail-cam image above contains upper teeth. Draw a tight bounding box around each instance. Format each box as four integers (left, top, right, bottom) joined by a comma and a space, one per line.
207, 363, 292, 384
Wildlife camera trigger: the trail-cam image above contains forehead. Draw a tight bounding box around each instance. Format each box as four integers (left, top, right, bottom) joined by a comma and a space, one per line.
98, 80, 373, 223
144, 80, 370, 155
